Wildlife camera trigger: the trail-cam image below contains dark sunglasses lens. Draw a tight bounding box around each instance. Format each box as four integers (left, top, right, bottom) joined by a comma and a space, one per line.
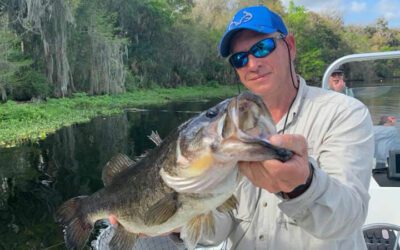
331, 72, 343, 77
230, 38, 277, 68
252, 38, 275, 58
230, 52, 248, 68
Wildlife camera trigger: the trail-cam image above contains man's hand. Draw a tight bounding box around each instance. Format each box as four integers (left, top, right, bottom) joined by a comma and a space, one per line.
239, 134, 311, 194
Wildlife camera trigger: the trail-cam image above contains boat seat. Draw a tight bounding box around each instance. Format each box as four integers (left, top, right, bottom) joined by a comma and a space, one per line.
363, 223, 400, 250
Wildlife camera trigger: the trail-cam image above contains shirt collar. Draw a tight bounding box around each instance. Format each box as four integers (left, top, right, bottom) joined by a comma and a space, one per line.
276, 76, 308, 134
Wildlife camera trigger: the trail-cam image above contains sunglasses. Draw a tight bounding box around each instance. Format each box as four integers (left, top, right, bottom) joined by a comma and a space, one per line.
229, 34, 285, 69
331, 72, 344, 77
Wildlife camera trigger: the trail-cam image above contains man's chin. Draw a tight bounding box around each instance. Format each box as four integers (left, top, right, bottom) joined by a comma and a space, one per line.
249, 85, 273, 97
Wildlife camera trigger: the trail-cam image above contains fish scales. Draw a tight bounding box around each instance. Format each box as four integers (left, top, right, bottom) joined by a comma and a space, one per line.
55, 92, 293, 250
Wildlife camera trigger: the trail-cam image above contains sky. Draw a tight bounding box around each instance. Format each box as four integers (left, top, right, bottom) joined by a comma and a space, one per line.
281, 0, 400, 28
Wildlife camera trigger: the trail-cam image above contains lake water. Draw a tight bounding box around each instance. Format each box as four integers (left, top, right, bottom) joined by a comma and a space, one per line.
0, 86, 399, 249
356, 86, 400, 132
0, 98, 223, 249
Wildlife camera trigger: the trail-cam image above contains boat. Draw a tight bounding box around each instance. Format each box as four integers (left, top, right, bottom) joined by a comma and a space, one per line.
322, 51, 400, 249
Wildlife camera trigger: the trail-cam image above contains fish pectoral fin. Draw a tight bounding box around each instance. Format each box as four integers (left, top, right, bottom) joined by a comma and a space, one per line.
200, 212, 215, 238
144, 193, 179, 226
109, 224, 138, 250
181, 212, 215, 250
55, 196, 92, 249
102, 154, 134, 186
216, 195, 238, 213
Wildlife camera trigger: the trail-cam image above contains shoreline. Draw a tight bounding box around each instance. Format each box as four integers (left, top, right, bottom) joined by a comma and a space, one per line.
0, 85, 239, 148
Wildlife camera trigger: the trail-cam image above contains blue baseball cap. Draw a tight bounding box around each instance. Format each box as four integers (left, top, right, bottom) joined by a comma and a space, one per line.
219, 5, 288, 57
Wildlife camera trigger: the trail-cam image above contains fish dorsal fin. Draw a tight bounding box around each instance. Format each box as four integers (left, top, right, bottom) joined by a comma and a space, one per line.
181, 212, 215, 250
102, 153, 134, 186
216, 195, 238, 213
143, 192, 179, 226
147, 130, 162, 146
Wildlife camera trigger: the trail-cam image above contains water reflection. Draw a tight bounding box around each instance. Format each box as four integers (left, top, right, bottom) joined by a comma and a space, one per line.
352, 86, 392, 99
355, 86, 400, 167
0, 98, 222, 249
1, 85, 400, 249
356, 86, 400, 131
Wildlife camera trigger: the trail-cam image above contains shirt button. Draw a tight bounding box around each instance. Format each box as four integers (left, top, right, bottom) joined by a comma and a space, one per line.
259, 235, 265, 240
263, 202, 268, 207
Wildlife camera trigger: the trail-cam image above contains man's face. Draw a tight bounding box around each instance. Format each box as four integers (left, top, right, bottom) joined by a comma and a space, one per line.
385, 116, 397, 126
230, 30, 295, 99
329, 73, 345, 92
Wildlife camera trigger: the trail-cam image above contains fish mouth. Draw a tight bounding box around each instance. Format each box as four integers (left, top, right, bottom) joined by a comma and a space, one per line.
226, 92, 275, 140
221, 92, 293, 162
161, 92, 292, 194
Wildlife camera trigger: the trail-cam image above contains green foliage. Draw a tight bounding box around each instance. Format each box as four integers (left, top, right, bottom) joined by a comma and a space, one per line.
10, 69, 51, 101
297, 49, 325, 83
287, 1, 307, 29
0, 84, 237, 147
69, 0, 128, 94
284, 1, 353, 82
2, 0, 400, 101
3, 0, 400, 152
0, 15, 36, 102
124, 70, 143, 91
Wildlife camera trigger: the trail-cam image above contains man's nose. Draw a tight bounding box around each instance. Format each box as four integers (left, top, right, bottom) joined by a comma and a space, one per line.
246, 54, 260, 70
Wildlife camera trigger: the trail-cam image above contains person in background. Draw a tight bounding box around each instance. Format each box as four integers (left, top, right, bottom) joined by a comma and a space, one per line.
374, 115, 400, 164
328, 68, 354, 97
193, 5, 374, 249
378, 115, 397, 126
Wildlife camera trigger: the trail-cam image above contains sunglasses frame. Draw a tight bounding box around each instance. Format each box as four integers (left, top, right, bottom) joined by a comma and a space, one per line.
229, 33, 286, 69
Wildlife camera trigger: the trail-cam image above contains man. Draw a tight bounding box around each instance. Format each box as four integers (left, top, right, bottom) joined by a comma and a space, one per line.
328, 68, 354, 97
374, 115, 400, 164
378, 115, 397, 126
196, 5, 374, 249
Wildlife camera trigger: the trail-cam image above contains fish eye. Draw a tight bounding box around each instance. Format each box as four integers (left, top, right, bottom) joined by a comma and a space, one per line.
205, 108, 218, 118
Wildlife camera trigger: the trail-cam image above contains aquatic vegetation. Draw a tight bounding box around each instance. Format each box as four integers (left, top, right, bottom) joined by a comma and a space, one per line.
0, 85, 238, 148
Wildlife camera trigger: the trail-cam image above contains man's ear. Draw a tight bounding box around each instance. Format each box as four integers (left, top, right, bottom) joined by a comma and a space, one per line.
284, 33, 296, 61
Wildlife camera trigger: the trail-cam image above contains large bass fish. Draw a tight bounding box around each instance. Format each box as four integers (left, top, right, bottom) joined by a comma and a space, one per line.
56, 92, 292, 249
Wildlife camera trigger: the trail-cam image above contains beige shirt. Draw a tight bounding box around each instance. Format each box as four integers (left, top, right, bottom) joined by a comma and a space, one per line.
199, 77, 374, 249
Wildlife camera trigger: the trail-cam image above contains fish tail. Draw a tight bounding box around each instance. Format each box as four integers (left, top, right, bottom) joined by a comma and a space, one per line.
55, 196, 92, 249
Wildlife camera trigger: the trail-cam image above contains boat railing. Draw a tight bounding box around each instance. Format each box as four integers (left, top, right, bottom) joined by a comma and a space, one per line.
322, 51, 400, 90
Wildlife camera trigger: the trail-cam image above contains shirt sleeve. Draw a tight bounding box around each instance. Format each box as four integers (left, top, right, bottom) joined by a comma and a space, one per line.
278, 99, 374, 240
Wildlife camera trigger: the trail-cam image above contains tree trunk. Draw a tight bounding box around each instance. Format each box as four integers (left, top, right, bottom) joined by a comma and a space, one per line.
9, 0, 75, 97
0, 85, 7, 103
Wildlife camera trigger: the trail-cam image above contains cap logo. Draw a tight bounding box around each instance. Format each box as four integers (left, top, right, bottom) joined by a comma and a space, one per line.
229, 11, 253, 30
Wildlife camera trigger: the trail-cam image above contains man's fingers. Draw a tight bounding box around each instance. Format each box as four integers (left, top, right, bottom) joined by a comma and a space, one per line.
239, 162, 280, 192
238, 161, 257, 179
269, 134, 307, 156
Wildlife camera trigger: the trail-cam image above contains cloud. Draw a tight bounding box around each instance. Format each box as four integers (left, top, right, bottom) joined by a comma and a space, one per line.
280, 0, 400, 27
377, 0, 400, 21
350, 1, 366, 12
